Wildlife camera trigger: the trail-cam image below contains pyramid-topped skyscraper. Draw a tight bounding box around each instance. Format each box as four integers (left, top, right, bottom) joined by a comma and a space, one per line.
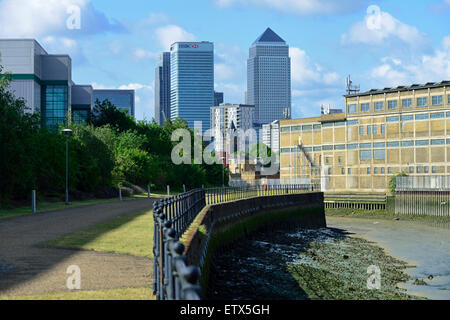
247, 28, 291, 125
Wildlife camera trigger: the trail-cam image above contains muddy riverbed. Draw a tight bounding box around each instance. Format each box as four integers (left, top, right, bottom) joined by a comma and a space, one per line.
209, 223, 423, 300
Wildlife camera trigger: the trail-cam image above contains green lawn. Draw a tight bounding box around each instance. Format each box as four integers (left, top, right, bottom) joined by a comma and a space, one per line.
45, 208, 154, 258
0, 193, 166, 220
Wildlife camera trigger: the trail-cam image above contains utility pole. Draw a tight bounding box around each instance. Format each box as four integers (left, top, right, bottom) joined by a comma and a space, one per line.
62, 129, 73, 205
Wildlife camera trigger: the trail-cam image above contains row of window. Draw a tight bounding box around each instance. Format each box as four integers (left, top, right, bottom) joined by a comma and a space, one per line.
327, 166, 439, 176
281, 139, 450, 154
348, 95, 450, 113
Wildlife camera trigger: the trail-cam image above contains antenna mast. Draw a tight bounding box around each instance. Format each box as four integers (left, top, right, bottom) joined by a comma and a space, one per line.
346, 75, 360, 95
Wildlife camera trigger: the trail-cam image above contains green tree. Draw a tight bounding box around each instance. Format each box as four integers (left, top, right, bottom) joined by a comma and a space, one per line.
89, 98, 136, 132
389, 172, 408, 195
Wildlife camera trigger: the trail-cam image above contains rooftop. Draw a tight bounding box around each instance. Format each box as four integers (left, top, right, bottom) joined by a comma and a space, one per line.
345, 81, 450, 98
253, 28, 286, 44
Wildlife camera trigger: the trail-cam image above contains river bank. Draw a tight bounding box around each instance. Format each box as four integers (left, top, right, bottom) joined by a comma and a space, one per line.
209, 224, 421, 300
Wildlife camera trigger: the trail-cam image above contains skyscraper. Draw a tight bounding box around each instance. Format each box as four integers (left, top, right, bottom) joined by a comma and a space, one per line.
155, 52, 171, 125
247, 28, 291, 125
170, 42, 214, 130
214, 91, 224, 106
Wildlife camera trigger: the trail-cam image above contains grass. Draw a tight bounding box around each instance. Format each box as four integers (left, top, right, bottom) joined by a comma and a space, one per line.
0, 192, 166, 221
45, 208, 154, 258
0, 287, 155, 300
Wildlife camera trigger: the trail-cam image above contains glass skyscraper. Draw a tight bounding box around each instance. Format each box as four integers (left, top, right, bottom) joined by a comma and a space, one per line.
170, 42, 214, 130
93, 90, 135, 117
155, 52, 171, 125
247, 28, 291, 126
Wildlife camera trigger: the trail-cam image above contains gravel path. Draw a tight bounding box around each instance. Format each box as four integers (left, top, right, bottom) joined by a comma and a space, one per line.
0, 199, 155, 297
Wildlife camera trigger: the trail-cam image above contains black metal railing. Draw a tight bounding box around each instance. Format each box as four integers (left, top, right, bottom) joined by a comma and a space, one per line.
152, 184, 311, 300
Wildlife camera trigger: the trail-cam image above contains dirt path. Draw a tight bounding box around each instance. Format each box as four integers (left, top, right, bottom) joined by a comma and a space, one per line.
0, 199, 155, 297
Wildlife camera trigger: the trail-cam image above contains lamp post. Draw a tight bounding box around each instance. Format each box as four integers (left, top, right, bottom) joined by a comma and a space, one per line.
62, 129, 72, 205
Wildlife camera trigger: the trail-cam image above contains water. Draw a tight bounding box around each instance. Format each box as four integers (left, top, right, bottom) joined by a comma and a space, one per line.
327, 217, 450, 300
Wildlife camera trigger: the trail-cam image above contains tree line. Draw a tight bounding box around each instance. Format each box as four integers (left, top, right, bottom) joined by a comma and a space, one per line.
0, 65, 227, 207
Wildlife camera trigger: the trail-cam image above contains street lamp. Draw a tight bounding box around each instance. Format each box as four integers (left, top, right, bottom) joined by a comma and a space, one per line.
62, 129, 73, 205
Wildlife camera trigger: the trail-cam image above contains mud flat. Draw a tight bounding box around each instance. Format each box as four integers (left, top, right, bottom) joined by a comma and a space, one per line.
209, 226, 421, 300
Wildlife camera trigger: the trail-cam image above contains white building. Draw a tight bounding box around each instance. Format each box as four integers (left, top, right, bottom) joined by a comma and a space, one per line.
262, 120, 280, 154
210, 104, 255, 153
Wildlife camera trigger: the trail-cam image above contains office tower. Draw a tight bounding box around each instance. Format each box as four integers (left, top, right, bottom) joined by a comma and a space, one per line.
262, 120, 280, 155
214, 91, 224, 106
170, 42, 214, 130
0, 39, 93, 128
93, 89, 135, 117
155, 52, 171, 125
247, 28, 291, 125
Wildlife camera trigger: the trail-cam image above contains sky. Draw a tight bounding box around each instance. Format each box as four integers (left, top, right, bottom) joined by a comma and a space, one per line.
0, 0, 449, 121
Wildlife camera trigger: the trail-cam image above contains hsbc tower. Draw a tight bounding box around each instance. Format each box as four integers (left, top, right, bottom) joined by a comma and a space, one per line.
170, 42, 214, 130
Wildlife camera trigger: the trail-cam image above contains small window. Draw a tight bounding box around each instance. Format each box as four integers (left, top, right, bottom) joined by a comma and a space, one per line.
367, 168, 371, 174
359, 126, 364, 135
381, 124, 386, 134
322, 122, 333, 128
313, 146, 322, 152
387, 142, 400, 148
347, 144, 358, 150
401, 115, 414, 121
281, 127, 291, 133
374, 142, 385, 148
374, 149, 386, 160
341, 168, 345, 175
281, 148, 291, 153
424, 166, 429, 174
323, 145, 333, 151
415, 113, 429, 120
372, 125, 378, 135
402, 141, 414, 147
347, 120, 358, 126
348, 104, 357, 114
417, 167, 422, 174
432, 166, 437, 174
387, 116, 399, 122
432, 95, 443, 106
302, 125, 312, 131
375, 101, 384, 111
335, 145, 345, 150
291, 126, 302, 131
360, 150, 372, 161
402, 98, 412, 108
431, 139, 445, 146
416, 140, 429, 146
313, 124, 321, 130
326, 158, 330, 164
388, 100, 397, 110
431, 112, 444, 119
367, 125, 372, 135
409, 167, 414, 174
381, 168, 385, 174
361, 103, 370, 112
348, 168, 352, 175
338, 156, 343, 164
360, 143, 372, 149
417, 97, 427, 107
374, 168, 378, 174
388, 167, 392, 174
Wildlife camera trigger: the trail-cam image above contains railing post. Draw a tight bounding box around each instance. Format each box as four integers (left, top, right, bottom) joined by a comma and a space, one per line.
148, 185, 151, 199
32, 190, 37, 213
167, 185, 170, 196
119, 188, 122, 201
183, 185, 186, 193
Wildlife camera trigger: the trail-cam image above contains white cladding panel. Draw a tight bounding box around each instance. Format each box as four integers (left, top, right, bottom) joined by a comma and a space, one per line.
0, 40, 35, 74
7, 80, 38, 113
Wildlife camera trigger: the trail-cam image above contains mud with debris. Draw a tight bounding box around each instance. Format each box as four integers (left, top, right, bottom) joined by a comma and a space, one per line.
209, 227, 421, 300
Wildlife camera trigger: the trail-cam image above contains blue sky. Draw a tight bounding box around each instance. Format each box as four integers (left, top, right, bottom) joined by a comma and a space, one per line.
0, 0, 449, 121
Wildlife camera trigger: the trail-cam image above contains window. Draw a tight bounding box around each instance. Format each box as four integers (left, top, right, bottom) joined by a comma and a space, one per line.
335, 145, 345, 150
347, 120, 358, 126
360, 143, 372, 149
417, 97, 427, 107
341, 168, 345, 175
448, 95, 450, 105
359, 126, 364, 135
304, 147, 313, 152
374, 168, 378, 174
417, 167, 422, 174
323, 145, 333, 151
415, 113, 429, 120
313, 146, 322, 152
347, 144, 358, 150
381, 124, 386, 134
374, 150, 386, 160
281, 148, 291, 153
360, 150, 372, 161
322, 122, 333, 128
431, 112, 444, 119
432, 95, 443, 106
348, 168, 352, 175
374, 142, 386, 148
302, 125, 312, 131
361, 103, 370, 112
372, 125, 378, 135
313, 124, 321, 130
401, 115, 414, 121
388, 167, 392, 174
431, 139, 445, 145
375, 101, 384, 111
348, 104, 357, 114
281, 127, 290, 133
326, 158, 330, 164
291, 126, 301, 131
387, 116, 399, 122
367, 168, 371, 174
388, 100, 397, 110
402, 98, 412, 108
409, 167, 414, 174
424, 166, 429, 174
367, 125, 372, 135
381, 168, 385, 174
43, 85, 68, 129
402, 141, 414, 147
387, 142, 400, 148
415, 140, 429, 146
432, 166, 437, 174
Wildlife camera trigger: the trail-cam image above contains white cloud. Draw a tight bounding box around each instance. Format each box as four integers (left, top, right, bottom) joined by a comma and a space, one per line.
0, 0, 125, 38
341, 7, 427, 48
141, 13, 171, 25
290, 47, 341, 85
369, 36, 450, 86
155, 25, 196, 50
214, 0, 372, 15
134, 48, 158, 60
41, 36, 88, 64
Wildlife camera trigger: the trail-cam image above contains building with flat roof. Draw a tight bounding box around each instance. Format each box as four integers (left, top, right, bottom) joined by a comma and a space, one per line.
155, 52, 170, 125
280, 81, 450, 193
93, 89, 135, 117
214, 91, 224, 106
262, 120, 280, 155
0, 39, 93, 128
247, 28, 291, 125
170, 42, 214, 130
